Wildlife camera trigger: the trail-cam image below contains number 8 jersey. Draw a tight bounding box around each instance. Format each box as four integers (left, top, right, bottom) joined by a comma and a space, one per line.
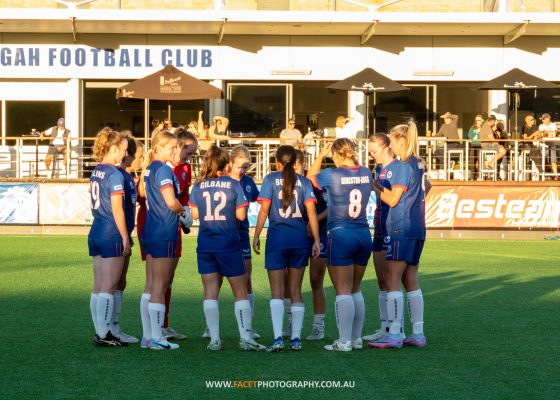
313, 166, 373, 230
189, 176, 248, 253
89, 164, 125, 239
257, 172, 316, 253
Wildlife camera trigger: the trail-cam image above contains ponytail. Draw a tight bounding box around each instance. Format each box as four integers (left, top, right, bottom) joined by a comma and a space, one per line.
276, 145, 297, 210
389, 121, 418, 161
138, 149, 154, 198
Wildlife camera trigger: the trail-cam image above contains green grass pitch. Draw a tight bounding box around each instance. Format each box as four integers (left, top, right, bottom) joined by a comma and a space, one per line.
1, 236, 559, 400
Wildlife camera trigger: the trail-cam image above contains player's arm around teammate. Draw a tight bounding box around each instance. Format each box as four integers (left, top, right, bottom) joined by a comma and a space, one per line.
88, 128, 130, 347
307, 139, 373, 352
138, 131, 184, 350
369, 122, 428, 349
189, 146, 265, 351
253, 145, 320, 352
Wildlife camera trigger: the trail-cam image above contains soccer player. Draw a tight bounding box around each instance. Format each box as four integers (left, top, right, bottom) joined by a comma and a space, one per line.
88, 128, 130, 347
307, 138, 373, 352
294, 150, 329, 340
230, 145, 261, 339
253, 145, 320, 352
189, 145, 265, 351
110, 132, 139, 344
138, 131, 185, 350
369, 122, 430, 349
362, 133, 397, 343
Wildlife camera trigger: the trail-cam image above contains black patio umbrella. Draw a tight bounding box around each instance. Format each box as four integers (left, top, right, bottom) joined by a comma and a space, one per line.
328, 68, 408, 136
478, 68, 559, 134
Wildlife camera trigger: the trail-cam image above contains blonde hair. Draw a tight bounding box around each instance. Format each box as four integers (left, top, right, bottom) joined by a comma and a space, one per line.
139, 130, 176, 197
92, 127, 124, 162
390, 121, 418, 161
331, 138, 357, 164
368, 132, 394, 157
230, 145, 251, 161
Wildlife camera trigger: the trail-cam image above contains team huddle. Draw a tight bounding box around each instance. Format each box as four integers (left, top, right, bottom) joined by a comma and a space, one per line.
87, 121, 429, 352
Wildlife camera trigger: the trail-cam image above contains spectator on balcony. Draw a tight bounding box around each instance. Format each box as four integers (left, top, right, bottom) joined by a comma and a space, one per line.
335, 115, 357, 140
433, 112, 461, 167
480, 114, 507, 171
467, 114, 484, 177
40, 117, 70, 174
280, 118, 302, 147
538, 113, 558, 179
521, 115, 542, 173
197, 111, 230, 152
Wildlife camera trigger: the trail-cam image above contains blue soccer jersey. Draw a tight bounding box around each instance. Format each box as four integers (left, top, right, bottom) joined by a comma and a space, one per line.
258, 172, 316, 252
374, 160, 402, 238
89, 164, 125, 239
238, 174, 259, 238
313, 166, 373, 230
189, 175, 248, 253
142, 160, 180, 242
385, 156, 426, 240
118, 167, 137, 235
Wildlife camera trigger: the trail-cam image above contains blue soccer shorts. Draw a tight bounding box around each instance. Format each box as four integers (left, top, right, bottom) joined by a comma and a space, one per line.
88, 236, 125, 258
265, 248, 309, 270
385, 238, 425, 266
197, 250, 246, 277
239, 233, 252, 260
141, 239, 179, 259
327, 227, 372, 267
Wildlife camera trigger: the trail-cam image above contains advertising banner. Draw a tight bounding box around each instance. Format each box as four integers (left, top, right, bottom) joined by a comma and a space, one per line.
0, 184, 38, 224
426, 185, 560, 228
39, 183, 93, 225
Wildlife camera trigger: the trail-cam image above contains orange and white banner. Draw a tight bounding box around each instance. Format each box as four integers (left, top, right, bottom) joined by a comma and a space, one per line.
426, 186, 560, 228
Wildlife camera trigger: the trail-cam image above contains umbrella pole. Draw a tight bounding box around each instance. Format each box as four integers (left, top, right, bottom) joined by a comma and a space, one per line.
365, 93, 370, 138
168, 103, 172, 123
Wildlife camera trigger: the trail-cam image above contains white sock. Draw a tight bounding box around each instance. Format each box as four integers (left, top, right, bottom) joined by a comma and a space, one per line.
283, 297, 292, 326
313, 313, 325, 327
290, 303, 305, 340
90, 293, 98, 334
351, 292, 365, 341
379, 290, 389, 332
387, 291, 404, 335
401, 290, 405, 334
335, 295, 354, 343
407, 289, 424, 335
234, 299, 253, 341
248, 292, 255, 316
96, 292, 114, 338
270, 299, 284, 339
111, 290, 122, 336
140, 293, 151, 340
148, 302, 165, 342
203, 299, 220, 342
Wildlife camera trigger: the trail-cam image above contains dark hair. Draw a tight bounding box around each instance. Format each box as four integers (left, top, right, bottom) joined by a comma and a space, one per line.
121, 130, 137, 158
276, 145, 297, 210
176, 129, 198, 149
198, 145, 230, 182
294, 149, 305, 165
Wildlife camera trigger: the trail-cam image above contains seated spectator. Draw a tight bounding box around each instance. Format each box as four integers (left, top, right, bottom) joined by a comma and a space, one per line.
279, 118, 302, 147
538, 113, 558, 179
521, 114, 542, 173
197, 111, 230, 152
334, 115, 357, 140
480, 114, 507, 171
433, 112, 461, 167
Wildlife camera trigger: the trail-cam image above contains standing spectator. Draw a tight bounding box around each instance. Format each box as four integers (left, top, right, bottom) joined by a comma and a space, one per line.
279, 118, 302, 147
40, 118, 70, 174
521, 115, 542, 174
467, 115, 484, 178
538, 113, 558, 179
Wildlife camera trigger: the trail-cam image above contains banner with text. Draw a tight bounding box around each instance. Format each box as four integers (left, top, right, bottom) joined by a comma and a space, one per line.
426, 186, 560, 228
0, 184, 39, 224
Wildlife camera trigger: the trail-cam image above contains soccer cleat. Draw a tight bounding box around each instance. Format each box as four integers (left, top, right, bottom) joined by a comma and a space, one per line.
162, 326, 186, 340
305, 325, 325, 341
93, 331, 128, 347
362, 329, 387, 342
403, 334, 427, 348
150, 338, 180, 350
140, 337, 152, 349
115, 331, 139, 344
239, 338, 266, 351
368, 333, 403, 349
266, 337, 285, 352
324, 339, 352, 352
202, 327, 210, 338
207, 339, 222, 351
250, 329, 261, 339
351, 338, 363, 350
289, 338, 302, 351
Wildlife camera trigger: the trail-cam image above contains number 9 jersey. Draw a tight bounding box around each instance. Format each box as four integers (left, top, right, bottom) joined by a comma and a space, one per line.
313, 166, 373, 230
189, 176, 248, 253
89, 163, 125, 239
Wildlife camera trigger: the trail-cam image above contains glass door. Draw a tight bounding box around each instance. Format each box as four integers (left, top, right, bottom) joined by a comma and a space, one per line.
372, 84, 436, 135
226, 83, 291, 138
